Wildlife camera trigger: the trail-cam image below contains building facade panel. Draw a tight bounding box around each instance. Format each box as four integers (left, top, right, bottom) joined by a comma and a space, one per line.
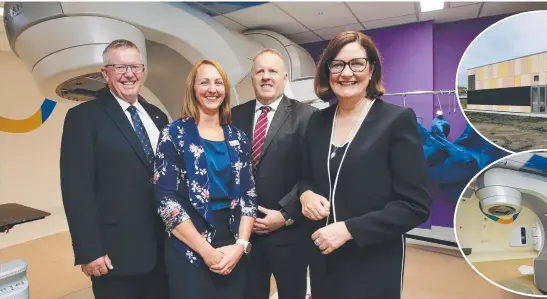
539, 52, 547, 72
540, 72, 547, 85
521, 73, 532, 86
499, 61, 509, 78
508, 60, 515, 77
502, 76, 514, 88
515, 58, 522, 75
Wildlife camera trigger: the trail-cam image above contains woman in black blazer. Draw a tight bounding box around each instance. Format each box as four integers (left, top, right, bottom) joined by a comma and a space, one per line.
299, 31, 432, 299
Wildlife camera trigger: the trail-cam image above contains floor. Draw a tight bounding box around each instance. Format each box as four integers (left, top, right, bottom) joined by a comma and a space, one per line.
473, 258, 540, 295
0, 232, 532, 299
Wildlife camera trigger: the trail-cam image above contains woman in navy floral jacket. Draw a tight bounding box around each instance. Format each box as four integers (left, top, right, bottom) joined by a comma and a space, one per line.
153, 59, 257, 299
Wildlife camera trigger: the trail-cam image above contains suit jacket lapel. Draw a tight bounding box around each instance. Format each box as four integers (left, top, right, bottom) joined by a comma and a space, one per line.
260, 96, 292, 160
180, 118, 214, 227
100, 90, 152, 171
241, 100, 256, 142
340, 100, 381, 173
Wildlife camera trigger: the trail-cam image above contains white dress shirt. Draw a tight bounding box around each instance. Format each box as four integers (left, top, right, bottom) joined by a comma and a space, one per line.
253, 96, 283, 137
112, 91, 160, 154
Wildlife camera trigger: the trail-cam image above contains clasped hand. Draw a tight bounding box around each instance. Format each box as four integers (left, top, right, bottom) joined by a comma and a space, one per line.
312, 222, 352, 255
301, 191, 330, 221
81, 254, 114, 277
204, 244, 244, 275
253, 206, 285, 235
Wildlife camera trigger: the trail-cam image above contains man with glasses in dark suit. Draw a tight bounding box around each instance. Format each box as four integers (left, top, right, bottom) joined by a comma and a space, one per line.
60, 39, 169, 299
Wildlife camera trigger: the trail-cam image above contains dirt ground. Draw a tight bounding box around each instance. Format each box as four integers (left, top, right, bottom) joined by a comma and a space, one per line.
466, 111, 547, 152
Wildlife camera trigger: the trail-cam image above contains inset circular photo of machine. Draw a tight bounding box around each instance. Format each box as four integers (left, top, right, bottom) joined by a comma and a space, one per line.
455, 150, 547, 296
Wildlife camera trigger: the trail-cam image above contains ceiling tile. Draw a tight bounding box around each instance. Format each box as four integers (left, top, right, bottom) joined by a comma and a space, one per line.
196, 2, 267, 15
448, 2, 481, 8
224, 3, 309, 35
362, 14, 417, 30
347, 1, 416, 22
314, 23, 365, 40
213, 15, 247, 32
285, 31, 323, 44
420, 3, 481, 23
274, 2, 358, 30
480, 2, 547, 17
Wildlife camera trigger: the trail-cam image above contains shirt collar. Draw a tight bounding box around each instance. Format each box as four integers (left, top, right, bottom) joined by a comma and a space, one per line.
111, 90, 146, 115
255, 94, 283, 112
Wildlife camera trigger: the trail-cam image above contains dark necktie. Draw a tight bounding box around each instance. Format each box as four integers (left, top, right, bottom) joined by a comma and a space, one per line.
127, 106, 154, 165
251, 106, 272, 171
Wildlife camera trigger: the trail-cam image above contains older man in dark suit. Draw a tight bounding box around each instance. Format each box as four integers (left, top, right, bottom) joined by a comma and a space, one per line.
231, 48, 317, 299
60, 39, 169, 299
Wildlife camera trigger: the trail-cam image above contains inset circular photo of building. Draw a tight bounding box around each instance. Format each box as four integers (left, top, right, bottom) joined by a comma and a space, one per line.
455, 150, 547, 296
458, 10, 547, 152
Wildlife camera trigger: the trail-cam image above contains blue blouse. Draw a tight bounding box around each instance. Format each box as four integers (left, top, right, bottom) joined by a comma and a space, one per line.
201, 138, 232, 210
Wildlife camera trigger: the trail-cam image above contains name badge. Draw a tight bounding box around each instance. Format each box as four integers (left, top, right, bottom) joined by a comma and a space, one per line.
229, 140, 240, 146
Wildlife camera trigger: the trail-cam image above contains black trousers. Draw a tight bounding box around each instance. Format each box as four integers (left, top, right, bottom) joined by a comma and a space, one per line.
244, 238, 308, 299
308, 238, 405, 299
164, 209, 247, 299
91, 262, 168, 299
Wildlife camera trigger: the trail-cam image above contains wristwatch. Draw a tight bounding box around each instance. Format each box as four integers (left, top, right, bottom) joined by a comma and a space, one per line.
236, 239, 252, 254
280, 209, 294, 226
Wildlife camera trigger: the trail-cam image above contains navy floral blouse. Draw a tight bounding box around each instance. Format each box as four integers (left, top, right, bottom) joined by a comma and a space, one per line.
153, 117, 257, 266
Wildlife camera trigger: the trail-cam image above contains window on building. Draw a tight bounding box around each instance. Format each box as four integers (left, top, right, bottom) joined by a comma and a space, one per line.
468, 75, 476, 90
534, 75, 540, 82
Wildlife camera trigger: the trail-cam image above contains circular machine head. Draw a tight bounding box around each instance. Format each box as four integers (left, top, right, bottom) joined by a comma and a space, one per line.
476, 185, 522, 222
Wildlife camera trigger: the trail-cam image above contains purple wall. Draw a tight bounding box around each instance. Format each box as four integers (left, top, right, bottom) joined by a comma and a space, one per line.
303, 22, 435, 129
428, 15, 508, 228
300, 15, 509, 229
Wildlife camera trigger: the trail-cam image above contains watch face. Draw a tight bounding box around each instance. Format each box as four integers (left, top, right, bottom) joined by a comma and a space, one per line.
246, 243, 252, 254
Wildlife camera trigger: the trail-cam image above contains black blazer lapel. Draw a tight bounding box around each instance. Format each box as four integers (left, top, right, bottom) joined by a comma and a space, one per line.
241, 100, 257, 141
341, 100, 382, 172
100, 90, 152, 171
260, 96, 292, 160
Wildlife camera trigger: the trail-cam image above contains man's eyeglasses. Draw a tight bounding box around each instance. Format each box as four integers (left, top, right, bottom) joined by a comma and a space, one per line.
327, 58, 369, 74
105, 64, 145, 74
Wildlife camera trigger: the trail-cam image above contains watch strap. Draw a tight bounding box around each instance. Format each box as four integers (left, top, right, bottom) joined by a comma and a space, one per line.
280, 209, 294, 226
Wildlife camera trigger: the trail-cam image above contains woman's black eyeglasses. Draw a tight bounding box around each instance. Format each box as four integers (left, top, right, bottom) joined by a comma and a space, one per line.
327, 58, 369, 74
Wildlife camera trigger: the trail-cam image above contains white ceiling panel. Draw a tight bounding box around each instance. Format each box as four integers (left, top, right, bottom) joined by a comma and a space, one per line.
448, 2, 481, 8
362, 14, 417, 30
347, 1, 416, 22
480, 2, 547, 18
420, 3, 481, 23
213, 15, 247, 32
285, 31, 323, 44
314, 23, 365, 40
274, 2, 358, 31
224, 3, 308, 35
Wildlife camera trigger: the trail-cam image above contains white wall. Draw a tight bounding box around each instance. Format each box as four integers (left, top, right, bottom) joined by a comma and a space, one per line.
0, 36, 167, 249
455, 194, 539, 262
0, 49, 75, 249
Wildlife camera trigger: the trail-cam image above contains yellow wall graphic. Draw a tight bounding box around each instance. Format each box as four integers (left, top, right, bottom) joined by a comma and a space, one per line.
0, 99, 57, 133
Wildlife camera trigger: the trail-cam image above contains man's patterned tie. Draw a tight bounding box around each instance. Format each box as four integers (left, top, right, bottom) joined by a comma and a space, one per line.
252, 106, 272, 171
127, 106, 154, 165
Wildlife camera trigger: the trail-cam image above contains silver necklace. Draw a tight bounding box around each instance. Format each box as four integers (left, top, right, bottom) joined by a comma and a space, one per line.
330, 99, 373, 159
